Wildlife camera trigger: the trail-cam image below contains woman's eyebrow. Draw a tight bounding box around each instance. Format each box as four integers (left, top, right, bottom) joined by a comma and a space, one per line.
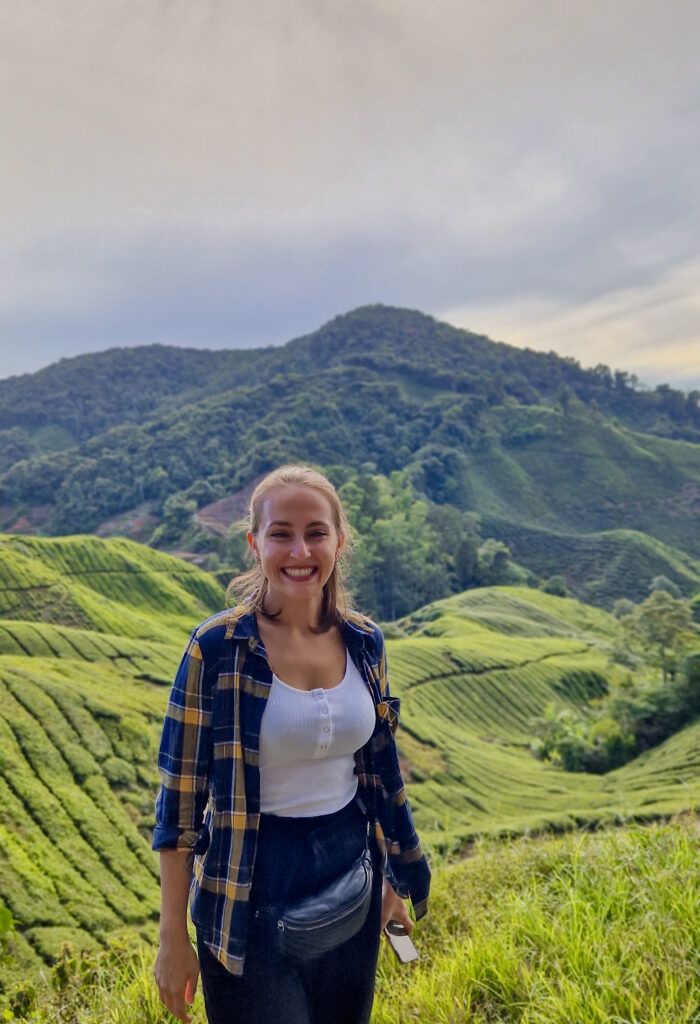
267, 520, 329, 528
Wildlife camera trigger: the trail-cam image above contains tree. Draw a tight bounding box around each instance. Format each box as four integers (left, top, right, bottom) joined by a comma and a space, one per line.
455, 535, 479, 589
649, 575, 681, 598
556, 384, 572, 416
227, 521, 251, 571
530, 704, 589, 772
476, 539, 510, 586
161, 493, 196, 536
624, 590, 695, 683
612, 598, 635, 619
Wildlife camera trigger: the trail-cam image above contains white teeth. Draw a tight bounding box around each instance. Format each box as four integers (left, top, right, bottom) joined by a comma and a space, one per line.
283, 568, 315, 578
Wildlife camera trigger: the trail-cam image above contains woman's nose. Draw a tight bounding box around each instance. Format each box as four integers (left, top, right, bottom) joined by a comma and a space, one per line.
291, 536, 310, 558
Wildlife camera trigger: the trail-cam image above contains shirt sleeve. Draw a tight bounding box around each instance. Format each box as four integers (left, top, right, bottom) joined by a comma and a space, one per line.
152, 629, 214, 851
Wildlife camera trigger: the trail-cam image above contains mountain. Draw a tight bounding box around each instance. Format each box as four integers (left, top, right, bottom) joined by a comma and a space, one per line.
1, 305, 698, 610
1, 306, 698, 447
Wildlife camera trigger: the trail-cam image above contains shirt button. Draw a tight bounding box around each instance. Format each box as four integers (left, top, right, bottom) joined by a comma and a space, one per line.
314, 691, 322, 699
324, 726, 330, 733
321, 708, 328, 715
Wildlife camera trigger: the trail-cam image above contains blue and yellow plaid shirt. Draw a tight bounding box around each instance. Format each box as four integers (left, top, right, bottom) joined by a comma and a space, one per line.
153, 607, 430, 975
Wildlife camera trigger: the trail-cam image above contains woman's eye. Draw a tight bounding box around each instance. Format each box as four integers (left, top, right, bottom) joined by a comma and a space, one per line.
268, 530, 326, 538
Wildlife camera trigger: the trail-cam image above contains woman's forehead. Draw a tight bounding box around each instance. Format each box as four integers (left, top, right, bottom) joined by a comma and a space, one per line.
260, 485, 334, 524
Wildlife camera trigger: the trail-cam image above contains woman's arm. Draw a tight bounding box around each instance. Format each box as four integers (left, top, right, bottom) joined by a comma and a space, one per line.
153, 629, 214, 1021
153, 849, 200, 1024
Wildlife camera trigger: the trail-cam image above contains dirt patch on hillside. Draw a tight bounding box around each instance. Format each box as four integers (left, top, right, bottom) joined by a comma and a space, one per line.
95, 502, 159, 543
5, 505, 53, 533
657, 481, 700, 519
196, 476, 265, 536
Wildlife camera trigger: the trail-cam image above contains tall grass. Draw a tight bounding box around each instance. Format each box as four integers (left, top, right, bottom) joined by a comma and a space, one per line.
373, 816, 700, 1024
4, 818, 697, 1023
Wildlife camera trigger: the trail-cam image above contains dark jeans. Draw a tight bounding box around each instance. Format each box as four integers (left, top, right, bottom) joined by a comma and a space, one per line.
196, 798, 383, 1024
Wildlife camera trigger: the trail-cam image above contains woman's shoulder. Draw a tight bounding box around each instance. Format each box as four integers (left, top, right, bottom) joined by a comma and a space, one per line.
190, 607, 253, 657
343, 609, 385, 653
191, 608, 232, 638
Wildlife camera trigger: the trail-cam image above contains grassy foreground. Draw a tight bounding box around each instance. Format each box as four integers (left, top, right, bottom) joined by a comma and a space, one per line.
374, 816, 700, 1024
4, 816, 698, 1023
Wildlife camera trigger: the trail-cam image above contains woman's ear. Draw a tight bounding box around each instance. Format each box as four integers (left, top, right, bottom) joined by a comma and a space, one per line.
247, 531, 260, 562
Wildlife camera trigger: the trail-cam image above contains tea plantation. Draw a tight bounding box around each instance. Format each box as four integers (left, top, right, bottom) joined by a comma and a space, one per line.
0, 534, 222, 989
391, 587, 700, 847
1, 533, 699, 991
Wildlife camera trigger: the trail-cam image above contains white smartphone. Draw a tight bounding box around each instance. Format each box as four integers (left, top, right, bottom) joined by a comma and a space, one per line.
384, 920, 419, 963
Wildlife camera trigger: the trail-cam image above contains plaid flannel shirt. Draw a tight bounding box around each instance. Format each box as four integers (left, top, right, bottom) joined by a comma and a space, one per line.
153, 607, 430, 976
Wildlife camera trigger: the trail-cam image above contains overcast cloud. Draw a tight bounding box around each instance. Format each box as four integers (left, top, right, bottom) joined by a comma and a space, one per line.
1, 0, 699, 387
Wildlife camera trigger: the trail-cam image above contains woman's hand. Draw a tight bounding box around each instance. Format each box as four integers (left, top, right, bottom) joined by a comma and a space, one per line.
154, 932, 200, 1023
381, 877, 414, 935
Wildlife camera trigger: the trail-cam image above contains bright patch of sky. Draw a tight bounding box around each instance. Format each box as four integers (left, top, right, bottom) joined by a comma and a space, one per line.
1, 1, 699, 388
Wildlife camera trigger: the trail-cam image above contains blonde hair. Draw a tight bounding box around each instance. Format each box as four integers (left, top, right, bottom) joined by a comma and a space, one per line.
226, 465, 362, 632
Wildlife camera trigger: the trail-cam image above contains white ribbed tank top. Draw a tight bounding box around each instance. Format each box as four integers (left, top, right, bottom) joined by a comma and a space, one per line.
259, 649, 376, 817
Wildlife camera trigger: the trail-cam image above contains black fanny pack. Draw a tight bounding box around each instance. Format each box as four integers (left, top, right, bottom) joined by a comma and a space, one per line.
275, 846, 374, 961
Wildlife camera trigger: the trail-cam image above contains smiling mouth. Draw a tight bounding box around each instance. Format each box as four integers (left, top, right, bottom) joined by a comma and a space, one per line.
281, 567, 318, 579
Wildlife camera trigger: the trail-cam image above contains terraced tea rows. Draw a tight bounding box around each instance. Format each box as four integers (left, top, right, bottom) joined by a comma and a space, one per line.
391, 589, 700, 847
0, 534, 222, 986
1, 535, 698, 985
480, 517, 700, 606
0, 534, 219, 638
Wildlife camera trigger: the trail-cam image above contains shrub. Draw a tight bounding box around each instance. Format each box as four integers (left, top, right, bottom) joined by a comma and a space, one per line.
541, 575, 568, 597
102, 757, 138, 788
0, 903, 14, 966
584, 717, 636, 772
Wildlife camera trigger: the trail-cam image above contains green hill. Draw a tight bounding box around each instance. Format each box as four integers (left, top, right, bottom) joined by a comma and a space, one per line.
1, 534, 698, 988
1, 306, 699, 615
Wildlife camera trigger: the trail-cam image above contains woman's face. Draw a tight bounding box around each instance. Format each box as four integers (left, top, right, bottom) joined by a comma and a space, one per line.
248, 485, 343, 604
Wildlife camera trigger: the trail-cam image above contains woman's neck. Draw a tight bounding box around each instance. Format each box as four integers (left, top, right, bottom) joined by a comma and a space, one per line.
259, 592, 324, 633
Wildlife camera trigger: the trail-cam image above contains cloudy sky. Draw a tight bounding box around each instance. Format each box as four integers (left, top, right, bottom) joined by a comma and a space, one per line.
2, 0, 699, 388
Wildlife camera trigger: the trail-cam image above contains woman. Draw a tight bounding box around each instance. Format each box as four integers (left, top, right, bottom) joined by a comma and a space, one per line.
153, 465, 430, 1024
